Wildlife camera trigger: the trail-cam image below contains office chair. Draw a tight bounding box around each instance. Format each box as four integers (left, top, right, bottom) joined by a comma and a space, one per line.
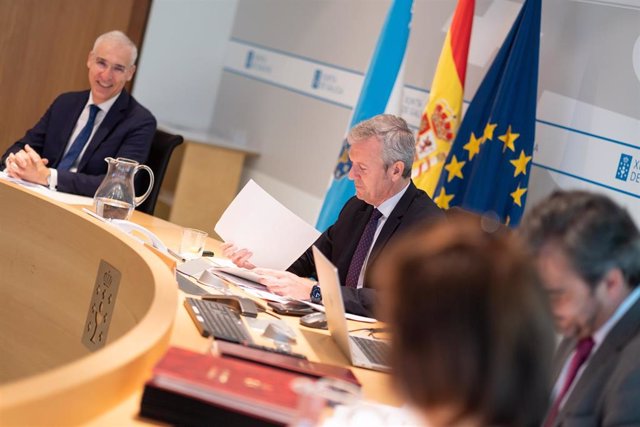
136, 130, 184, 215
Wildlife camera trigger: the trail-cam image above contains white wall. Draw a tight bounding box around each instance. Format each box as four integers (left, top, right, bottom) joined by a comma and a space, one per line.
134, 0, 640, 227
133, 0, 238, 135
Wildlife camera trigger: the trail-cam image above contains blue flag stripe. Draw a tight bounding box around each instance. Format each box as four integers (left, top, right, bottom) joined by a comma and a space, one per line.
316, 0, 413, 231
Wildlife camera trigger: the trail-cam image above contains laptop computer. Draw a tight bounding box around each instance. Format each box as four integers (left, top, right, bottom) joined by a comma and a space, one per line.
312, 246, 391, 372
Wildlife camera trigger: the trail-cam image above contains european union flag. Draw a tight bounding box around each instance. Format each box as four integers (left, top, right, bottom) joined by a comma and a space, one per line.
433, 0, 541, 226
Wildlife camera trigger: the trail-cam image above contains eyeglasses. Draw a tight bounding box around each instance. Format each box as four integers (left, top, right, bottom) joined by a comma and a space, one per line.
92, 56, 130, 76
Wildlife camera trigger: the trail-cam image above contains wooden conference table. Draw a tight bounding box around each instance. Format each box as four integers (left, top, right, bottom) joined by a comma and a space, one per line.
0, 180, 398, 426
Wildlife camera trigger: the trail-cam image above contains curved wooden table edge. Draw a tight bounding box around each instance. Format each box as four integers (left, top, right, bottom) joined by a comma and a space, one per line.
0, 181, 178, 425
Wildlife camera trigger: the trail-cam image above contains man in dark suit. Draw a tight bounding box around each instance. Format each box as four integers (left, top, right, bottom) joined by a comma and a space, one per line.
224, 114, 443, 317
520, 191, 640, 426
1, 30, 156, 196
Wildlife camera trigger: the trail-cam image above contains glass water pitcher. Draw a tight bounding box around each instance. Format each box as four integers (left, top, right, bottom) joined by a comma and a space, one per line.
93, 157, 154, 220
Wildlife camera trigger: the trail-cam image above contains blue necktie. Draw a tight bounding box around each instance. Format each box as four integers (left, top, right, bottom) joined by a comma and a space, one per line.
58, 104, 100, 170
345, 208, 382, 288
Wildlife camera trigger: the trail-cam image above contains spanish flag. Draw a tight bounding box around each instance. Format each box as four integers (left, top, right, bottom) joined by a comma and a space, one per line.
433, 0, 541, 227
412, 0, 474, 197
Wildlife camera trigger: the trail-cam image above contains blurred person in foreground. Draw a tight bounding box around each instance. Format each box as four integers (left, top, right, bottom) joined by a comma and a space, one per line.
223, 114, 443, 317
371, 212, 555, 427
1, 30, 156, 196
520, 190, 640, 426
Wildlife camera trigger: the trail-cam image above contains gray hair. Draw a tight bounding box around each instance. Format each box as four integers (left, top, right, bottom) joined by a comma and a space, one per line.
93, 30, 138, 66
348, 114, 415, 178
520, 190, 640, 289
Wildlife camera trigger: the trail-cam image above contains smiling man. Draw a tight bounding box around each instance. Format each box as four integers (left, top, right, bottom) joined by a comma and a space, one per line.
224, 114, 444, 316
520, 191, 640, 426
1, 31, 156, 196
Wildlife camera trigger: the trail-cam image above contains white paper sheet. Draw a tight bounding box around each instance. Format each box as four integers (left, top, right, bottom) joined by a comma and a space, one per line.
241, 287, 292, 303
32, 187, 94, 205
209, 269, 292, 303
0, 171, 93, 205
214, 179, 321, 270
213, 266, 265, 284
210, 269, 268, 290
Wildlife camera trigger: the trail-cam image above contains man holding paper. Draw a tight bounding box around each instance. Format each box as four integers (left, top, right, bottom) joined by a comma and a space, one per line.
223, 114, 443, 317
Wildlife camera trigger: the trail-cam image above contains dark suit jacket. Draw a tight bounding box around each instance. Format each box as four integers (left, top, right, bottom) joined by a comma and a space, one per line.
546, 296, 640, 426
1, 90, 156, 196
288, 181, 444, 317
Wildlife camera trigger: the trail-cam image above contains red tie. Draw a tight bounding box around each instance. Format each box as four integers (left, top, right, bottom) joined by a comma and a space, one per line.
544, 336, 595, 427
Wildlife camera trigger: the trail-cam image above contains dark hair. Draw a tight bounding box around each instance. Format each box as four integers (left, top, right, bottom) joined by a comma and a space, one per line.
520, 190, 640, 289
372, 213, 554, 426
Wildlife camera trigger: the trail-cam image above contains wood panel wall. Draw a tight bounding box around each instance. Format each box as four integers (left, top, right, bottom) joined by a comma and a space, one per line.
0, 0, 151, 155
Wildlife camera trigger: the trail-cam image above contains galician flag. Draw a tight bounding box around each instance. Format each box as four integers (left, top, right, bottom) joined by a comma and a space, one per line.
316, 0, 413, 231
412, 0, 474, 197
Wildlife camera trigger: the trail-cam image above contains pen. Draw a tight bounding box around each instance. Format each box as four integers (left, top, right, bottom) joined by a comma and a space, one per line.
167, 248, 186, 262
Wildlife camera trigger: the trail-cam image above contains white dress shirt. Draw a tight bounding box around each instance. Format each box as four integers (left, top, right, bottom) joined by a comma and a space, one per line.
552, 285, 640, 408
355, 182, 410, 288
48, 92, 120, 190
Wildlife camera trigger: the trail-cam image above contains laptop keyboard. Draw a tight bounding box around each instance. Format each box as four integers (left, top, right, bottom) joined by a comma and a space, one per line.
351, 336, 389, 366
184, 297, 253, 344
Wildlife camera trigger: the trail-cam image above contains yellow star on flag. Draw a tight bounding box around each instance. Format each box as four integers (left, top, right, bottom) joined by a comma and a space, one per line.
510, 185, 527, 207
445, 155, 466, 182
498, 125, 519, 152
435, 187, 454, 210
463, 133, 482, 161
484, 122, 497, 141
510, 150, 532, 177
338, 146, 349, 163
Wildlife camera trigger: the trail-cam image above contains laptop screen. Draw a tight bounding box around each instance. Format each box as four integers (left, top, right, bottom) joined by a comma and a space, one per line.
312, 246, 355, 362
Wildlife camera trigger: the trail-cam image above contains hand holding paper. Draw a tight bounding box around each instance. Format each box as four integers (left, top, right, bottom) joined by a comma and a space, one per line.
215, 180, 320, 270
252, 268, 316, 300
221, 242, 256, 269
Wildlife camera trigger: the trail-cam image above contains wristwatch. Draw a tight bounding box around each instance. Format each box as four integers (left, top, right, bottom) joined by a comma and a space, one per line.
310, 283, 322, 304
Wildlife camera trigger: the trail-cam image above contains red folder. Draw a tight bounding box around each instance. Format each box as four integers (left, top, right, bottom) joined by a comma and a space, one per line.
216, 341, 361, 386
140, 346, 304, 426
